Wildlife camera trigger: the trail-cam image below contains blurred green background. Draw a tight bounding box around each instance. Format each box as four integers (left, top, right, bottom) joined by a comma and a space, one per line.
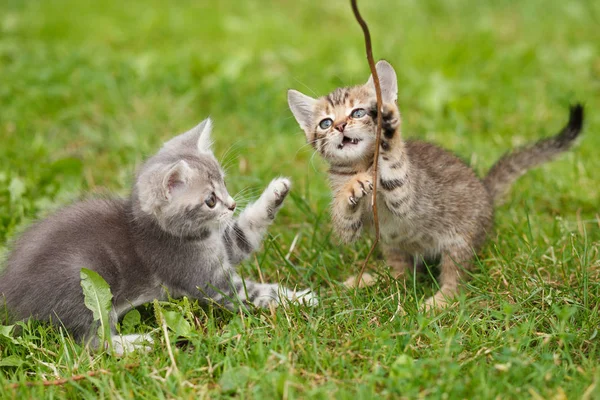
1, 0, 598, 243
0, 0, 599, 398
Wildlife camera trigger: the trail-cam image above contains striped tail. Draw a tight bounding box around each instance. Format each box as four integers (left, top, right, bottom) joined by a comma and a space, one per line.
483, 104, 584, 205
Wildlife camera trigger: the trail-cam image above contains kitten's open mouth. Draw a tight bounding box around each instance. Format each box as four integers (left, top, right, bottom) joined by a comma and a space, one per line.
337, 136, 362, 149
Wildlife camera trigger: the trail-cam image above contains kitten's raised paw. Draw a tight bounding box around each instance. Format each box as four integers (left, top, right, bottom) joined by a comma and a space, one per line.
345, 173, 373, 206
266, 177, 291, 207
381, 103, 400, 140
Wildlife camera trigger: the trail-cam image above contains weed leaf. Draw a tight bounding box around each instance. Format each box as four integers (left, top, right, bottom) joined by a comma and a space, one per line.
0, 324, 18, 344
80, 268, 113, 343
0, 355, 25, 368
121, 309, 141, 332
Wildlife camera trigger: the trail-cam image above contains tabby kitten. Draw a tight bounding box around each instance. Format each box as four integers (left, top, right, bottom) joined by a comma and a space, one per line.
0, 119, 316, 352
288, 60, 583, 309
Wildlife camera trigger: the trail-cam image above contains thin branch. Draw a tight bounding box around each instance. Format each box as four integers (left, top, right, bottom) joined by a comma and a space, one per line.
6, 364, 139, 389
351, 0, 383, 287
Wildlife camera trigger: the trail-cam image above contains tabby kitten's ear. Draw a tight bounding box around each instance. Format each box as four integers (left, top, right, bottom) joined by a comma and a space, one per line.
288, 90, 317, 133
163, 118, 214, 154
366, 60, 398, 104
138, 160, 193, 213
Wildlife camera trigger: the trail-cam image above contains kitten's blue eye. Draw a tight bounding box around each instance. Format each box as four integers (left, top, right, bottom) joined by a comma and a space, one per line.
205, 193, 216, 208
319, 118, 333, 130
351, 108, 366, 119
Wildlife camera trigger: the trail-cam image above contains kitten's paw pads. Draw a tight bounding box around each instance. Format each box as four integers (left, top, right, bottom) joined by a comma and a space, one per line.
343, 272, 376, 289
110, 334, 153, 356
346, 173, 373, 206
267, 178, 291, 207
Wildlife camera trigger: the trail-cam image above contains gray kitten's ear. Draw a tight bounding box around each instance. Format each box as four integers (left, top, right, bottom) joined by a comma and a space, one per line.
366, 60, 398, 103
137, 160, 193, 214
194, 118, 213, 153
162, 160, 193, 200
288, 89, 317, 132
163, 118, 214, 154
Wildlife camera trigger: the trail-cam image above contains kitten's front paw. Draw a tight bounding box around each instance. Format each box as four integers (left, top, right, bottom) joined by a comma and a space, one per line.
344, 172, 373, 206
381, 103, 400, 139
266, 177, 291, 208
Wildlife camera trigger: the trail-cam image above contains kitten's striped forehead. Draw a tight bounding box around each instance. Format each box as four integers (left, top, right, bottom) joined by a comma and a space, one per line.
317, 86, 372, 115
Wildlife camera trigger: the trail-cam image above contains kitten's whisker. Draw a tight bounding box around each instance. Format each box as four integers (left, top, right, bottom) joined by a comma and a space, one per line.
294, 140, 319, 158
292, 77, 319, 97
233, 186, 259, 199
309, 148, 323, 173
220, 141, 248, 174
222, 155, 242, 174
219, 140, 245, 165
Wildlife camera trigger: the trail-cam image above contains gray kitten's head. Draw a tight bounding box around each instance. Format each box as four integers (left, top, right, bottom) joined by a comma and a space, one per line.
287, 60, 398, 166
134, 118, 236, 237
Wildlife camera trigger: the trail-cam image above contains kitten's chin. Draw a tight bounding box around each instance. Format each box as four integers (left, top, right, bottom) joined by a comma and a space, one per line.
325, 139, 374, 165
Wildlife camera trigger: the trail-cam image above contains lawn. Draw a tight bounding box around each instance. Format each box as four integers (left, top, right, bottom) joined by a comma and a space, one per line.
1, 0, 599, 398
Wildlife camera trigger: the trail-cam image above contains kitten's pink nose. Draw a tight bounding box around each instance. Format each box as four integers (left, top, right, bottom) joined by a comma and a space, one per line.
335, 122, 347, 133
228, 202, 236, 211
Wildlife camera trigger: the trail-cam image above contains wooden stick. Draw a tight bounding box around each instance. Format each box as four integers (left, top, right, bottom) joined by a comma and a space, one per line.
6, 364, 139, 389
6, 369, 110, 389
351, 0, 383, 287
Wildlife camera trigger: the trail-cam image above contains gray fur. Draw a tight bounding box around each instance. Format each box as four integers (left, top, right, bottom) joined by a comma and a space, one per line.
0, 118, 316, 342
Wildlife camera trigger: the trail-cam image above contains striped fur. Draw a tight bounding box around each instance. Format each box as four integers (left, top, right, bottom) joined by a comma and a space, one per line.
288, 60, 584, 310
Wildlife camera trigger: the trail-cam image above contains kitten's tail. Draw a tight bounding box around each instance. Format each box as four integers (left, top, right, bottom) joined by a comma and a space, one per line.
483, 104, 584, 205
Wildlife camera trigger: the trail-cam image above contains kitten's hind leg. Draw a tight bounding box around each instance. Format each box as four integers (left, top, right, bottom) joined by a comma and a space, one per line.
383, 246, 415, 283
423, 246, 472, 311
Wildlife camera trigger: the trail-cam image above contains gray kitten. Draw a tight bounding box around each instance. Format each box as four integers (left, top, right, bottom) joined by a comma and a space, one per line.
288, 60, 583, 309
0, 119, 316, 351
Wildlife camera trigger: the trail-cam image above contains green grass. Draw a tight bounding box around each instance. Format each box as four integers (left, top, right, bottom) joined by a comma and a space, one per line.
1, 0, 599, 398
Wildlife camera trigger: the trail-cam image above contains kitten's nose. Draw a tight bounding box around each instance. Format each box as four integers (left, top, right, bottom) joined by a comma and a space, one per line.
228, 202, 236, 211
335, 122, 347, 133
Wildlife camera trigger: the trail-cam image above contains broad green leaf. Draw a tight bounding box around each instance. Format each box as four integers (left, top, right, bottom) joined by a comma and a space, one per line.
0, 355, 24, 368
163, 310, 192, 338
0, 324, 18, 344
0, 324, 14, 337
121, 309, 141, 332
80, 268, 113, 344
219, 366, 255, 394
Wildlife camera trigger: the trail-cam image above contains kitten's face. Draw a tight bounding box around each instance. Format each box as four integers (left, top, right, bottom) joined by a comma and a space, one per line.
136, 119, 237, 238
302, 86, 377, 165
288, 60, 399, 166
